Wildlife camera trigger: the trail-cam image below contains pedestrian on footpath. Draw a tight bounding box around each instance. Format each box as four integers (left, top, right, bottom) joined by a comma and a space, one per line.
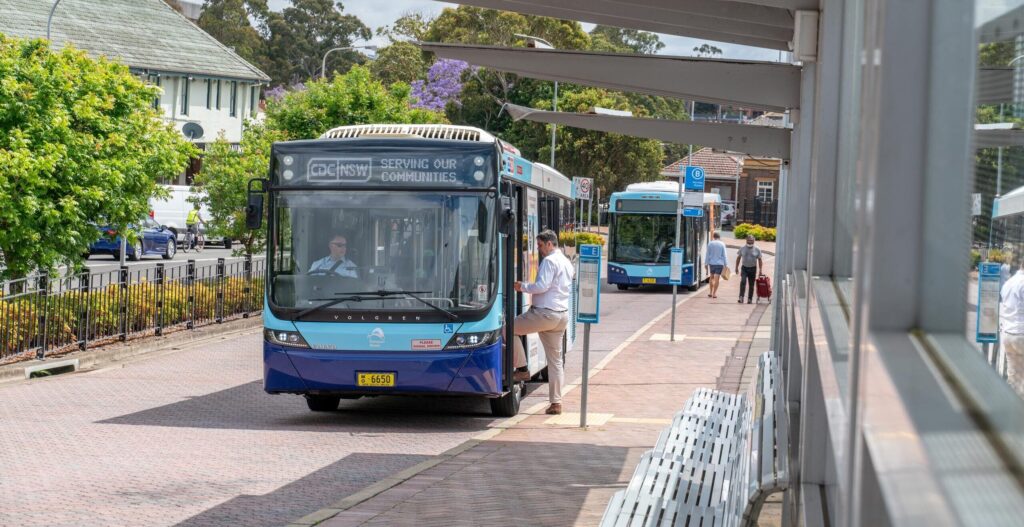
705, 232, 729, 298
735, 234, 763, 304
999, 259, 1024, 398
512, 229, 575, 415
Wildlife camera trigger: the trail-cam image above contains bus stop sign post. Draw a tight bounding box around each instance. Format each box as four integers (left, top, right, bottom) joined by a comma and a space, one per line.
577, 244, 601, 429
672, 166, 705, 341
977, 262, 1001, 367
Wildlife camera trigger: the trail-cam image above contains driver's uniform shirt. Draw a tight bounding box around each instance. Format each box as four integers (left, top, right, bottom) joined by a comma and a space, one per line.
308, 256, 358, 278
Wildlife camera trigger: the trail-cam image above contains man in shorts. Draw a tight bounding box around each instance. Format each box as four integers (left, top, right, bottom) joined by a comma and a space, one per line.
705, 232, 728, 298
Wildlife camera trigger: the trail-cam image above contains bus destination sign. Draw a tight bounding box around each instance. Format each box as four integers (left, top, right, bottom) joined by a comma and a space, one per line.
307, 157, 471, 184
274, 141, 497, 188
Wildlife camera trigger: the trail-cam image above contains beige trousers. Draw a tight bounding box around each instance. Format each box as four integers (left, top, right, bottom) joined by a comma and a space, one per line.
513, 307, 570, 404
1002, 333, 1024, 399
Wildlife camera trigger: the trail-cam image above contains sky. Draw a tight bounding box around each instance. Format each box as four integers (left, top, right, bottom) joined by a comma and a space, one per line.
265, 0, 783, 62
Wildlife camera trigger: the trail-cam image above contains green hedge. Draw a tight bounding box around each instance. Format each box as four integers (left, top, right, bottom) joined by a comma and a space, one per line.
559, 231, 606, 247
972, 248, 1013, 269
1, 277, 264, 358
733, 223, 776, 242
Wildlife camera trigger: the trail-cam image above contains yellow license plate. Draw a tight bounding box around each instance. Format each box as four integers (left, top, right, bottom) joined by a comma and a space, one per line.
642, 277, 657, 284
357, 372, 395, 387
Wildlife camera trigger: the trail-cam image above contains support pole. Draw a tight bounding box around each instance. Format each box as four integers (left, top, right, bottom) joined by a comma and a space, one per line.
580, 322, 591, 428
671, 171, 683, 341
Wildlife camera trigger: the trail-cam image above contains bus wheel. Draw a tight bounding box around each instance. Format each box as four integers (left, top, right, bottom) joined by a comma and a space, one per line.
687, 283, 699, 292
305, 395, 340, 412
616, 284, 629, 291
490, 383, 522, 417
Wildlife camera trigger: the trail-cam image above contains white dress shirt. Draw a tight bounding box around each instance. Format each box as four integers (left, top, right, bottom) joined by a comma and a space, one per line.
1000, 270, 1024, 334
522, 249, 574, 312
309, 256, 358, 278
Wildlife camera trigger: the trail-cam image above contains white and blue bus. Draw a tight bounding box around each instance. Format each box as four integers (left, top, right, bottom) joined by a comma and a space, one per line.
247, 124, 577, 416
607, 181, 720, 291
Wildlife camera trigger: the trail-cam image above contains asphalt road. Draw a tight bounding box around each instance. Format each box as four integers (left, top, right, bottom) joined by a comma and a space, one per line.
81, 247, 247, 274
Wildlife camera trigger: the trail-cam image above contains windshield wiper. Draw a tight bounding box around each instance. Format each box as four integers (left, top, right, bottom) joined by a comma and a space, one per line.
362, 289, 461, 321
294, 295, 367, 319
292, 290, 459, 321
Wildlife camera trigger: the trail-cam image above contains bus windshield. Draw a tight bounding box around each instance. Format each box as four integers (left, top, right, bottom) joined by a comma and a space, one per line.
611, 214, 679, 264
269, 190, 497, 319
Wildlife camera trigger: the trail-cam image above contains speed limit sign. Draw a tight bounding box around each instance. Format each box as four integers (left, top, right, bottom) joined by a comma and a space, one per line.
575, 177, 593, 200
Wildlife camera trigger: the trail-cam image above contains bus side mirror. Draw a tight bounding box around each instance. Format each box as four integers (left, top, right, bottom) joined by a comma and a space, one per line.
246, 178, 269, 230
499, 196, 516, 235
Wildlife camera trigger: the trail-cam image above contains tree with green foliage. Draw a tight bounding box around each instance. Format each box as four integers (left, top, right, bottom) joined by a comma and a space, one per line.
375, 12, 430, 42
528, 89, 664, 196
417, 7, 674, 191
693, 43, 724, 57
196, 0, 270, 72
423, 6, 591, 50
192, 124, 286, 256
421, 6, 591, 153
262, 0, 371, 85
589, 25, 665, 55
262, 65, 446, 140
0, 37, 195, 279
370, 41, 428, 86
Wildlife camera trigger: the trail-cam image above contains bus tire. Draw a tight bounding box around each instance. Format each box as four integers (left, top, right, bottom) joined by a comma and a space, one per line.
687, 283, 699, 292
305, 395, 340, 412
490, 383, 522, 417
616, 284, 629, 291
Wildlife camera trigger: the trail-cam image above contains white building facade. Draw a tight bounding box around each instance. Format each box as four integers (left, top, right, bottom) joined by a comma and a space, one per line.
0, 0, 271, 184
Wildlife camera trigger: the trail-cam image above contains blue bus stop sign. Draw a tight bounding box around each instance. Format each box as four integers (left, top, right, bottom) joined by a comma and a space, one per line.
977, 262, 1002, 343
684, 166, 705, 191
683, 207, 703, 217
577, 244, 601, 324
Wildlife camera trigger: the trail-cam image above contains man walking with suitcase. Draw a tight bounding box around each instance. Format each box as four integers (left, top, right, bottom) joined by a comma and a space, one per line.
735, 234, 763, 304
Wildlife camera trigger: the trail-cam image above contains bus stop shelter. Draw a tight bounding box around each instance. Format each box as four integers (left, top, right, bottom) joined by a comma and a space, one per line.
424, 1, 1024, 526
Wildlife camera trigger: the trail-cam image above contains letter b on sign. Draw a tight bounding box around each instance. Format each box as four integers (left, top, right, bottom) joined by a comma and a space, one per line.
684, 166, 705, 191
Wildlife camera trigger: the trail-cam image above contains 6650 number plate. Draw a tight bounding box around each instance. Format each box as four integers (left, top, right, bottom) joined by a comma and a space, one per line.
357, 372, 396, 387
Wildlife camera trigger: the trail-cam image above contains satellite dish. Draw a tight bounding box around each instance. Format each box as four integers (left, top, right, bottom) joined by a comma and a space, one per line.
182, 122, 204, 140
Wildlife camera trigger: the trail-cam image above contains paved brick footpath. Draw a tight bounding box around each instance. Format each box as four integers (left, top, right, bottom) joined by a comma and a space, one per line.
313, 252, 777, 527
0, 263, 682, 527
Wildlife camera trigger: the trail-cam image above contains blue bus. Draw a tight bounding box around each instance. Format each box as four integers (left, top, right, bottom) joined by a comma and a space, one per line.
246, 124, 577, 416
607, 181, 720, 291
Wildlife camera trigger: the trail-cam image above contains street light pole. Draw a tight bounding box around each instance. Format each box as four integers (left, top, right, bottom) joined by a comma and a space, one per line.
47, 0, 63, 41
552, 80, 558, 167
515, 34, 557, 168
321, 45, 377, 79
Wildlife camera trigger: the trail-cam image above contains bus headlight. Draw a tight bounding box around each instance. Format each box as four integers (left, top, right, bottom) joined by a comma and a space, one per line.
264, 329, 310, 348
445, 329, 501, 350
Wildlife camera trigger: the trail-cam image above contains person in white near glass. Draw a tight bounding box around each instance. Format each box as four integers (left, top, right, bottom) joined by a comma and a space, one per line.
511, 229, 575, 415
999, 259, 1024, 399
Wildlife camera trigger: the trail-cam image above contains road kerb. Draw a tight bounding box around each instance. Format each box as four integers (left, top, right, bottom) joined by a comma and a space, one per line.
0, 317, 262, 385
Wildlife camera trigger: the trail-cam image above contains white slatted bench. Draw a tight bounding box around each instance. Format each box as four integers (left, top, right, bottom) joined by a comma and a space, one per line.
602, 351, 788, 527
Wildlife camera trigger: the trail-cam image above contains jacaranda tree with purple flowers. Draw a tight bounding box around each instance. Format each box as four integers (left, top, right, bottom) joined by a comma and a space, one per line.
411, 59, 471, 111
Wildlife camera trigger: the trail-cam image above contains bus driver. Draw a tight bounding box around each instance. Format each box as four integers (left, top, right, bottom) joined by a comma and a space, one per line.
309, 234, 359, 278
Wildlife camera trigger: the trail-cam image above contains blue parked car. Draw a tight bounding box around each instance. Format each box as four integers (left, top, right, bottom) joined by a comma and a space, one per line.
88, 218, 177, 261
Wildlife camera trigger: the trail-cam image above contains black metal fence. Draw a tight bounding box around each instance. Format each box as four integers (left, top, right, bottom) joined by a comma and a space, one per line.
738, 199, 779, 227
0, 257, 265, 364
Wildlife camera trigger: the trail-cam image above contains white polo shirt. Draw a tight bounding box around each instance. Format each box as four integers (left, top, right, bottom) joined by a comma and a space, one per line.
1000, 270, 1024, 335
308, 256, 358, 278
522, 249, 574, 312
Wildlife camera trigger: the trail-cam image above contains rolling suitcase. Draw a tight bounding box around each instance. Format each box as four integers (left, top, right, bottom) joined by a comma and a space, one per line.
756, 274, 772, 303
